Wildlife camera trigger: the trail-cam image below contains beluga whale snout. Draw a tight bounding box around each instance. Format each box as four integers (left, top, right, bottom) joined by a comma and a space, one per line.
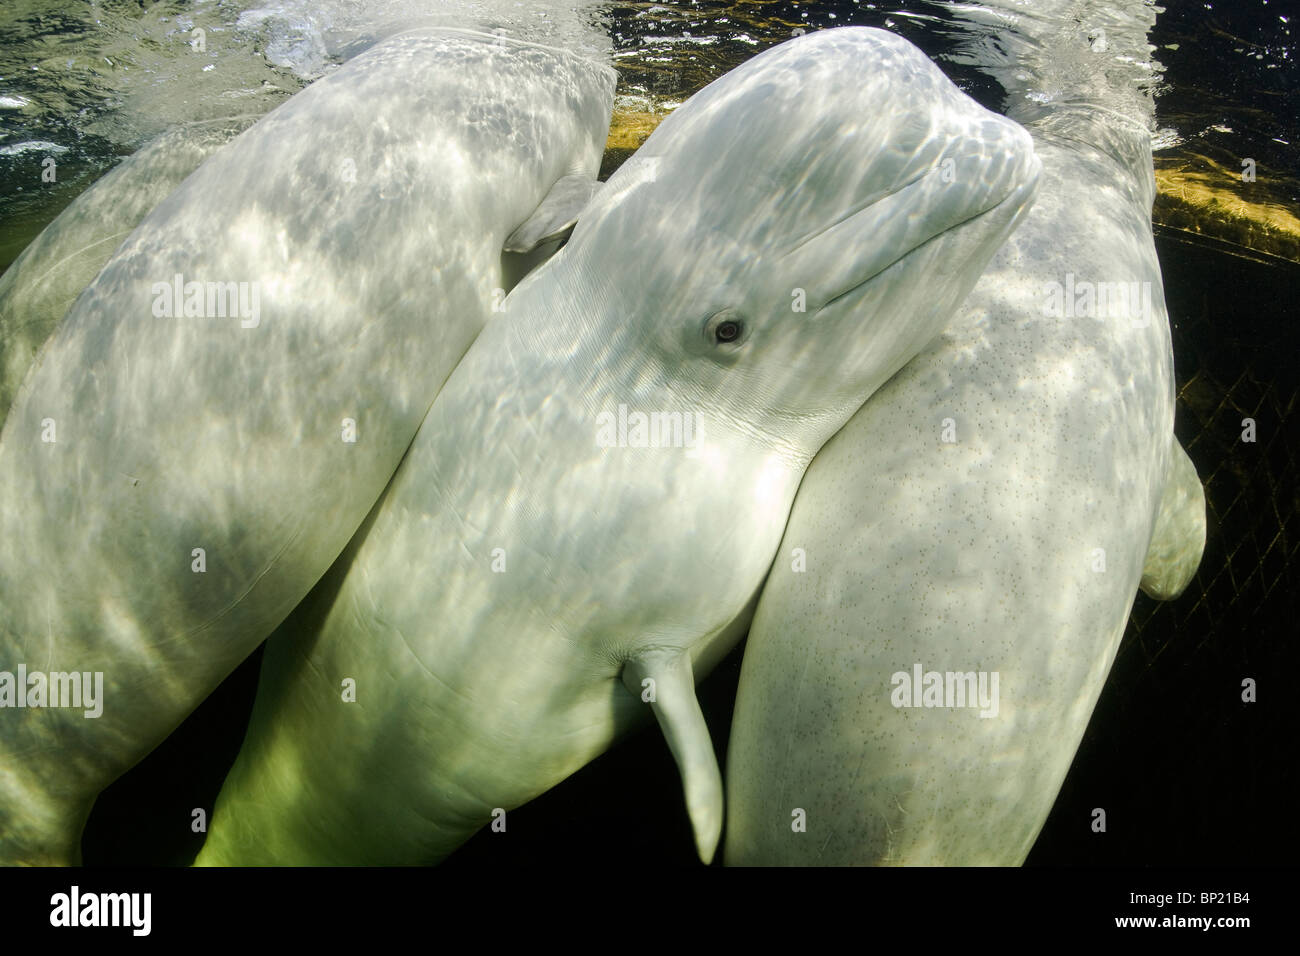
571, 26, 1041, 430
198, 26, 1039, 867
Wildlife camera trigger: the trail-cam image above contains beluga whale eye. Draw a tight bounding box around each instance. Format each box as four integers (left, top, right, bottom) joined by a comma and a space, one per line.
704, 309, 747, 349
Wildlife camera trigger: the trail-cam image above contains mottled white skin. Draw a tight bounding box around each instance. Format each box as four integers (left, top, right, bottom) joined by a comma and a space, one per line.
197, 27, 1040, 867
0, 28, 614, 865
725, 107, 1207, 865
0, 116, 256, 426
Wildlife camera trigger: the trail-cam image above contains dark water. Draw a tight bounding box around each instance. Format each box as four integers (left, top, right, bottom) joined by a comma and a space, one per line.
0, 0, 1292, 865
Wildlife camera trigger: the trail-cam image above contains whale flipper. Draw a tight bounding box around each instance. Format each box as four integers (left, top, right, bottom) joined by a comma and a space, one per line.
503, 173, 602, 252
1140, 438, 1207, 600
622, 649, 723, 865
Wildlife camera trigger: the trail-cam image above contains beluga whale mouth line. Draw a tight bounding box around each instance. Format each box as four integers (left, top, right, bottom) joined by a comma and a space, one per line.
811, 164, 1042, 317
781, 165, 938, 256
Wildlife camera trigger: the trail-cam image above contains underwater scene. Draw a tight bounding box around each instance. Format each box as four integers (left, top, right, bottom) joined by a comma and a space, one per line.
0, 0, 1294, 876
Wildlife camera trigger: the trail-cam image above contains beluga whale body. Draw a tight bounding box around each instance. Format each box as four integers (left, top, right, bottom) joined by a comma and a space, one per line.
725, 4, 1206, 865
196, 26, 1041, 867
0, 27, 615, 864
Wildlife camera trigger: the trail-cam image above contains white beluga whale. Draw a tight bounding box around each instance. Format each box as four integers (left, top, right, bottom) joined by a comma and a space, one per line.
724, 7, 1206, 866
195, 26, 1040, 866
0, 27, 615, 864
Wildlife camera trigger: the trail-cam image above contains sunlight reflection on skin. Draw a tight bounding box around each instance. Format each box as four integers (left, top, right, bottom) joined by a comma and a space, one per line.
0, 28, 615, 865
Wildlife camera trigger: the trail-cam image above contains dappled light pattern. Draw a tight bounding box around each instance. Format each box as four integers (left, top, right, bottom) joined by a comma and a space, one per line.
0, 29, 614, 863
0, 116, 256, 427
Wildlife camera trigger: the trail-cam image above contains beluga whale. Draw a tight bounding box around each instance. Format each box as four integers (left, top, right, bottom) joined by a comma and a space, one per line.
195, 26, 1041, 867
0, 27, 615, 865
724, 4, 1206, 865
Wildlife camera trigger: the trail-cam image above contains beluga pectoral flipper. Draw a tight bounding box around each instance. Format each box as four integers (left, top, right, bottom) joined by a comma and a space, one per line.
1140, 438, 1206, 600
504, 173, 604, 253
623, 648, 724, 863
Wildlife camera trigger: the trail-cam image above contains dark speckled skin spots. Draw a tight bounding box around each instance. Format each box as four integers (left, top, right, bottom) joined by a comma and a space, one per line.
725, 113, 1207, 864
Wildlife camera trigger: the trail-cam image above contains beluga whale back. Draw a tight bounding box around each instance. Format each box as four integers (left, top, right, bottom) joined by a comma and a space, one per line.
725, 2, 1206, 865
0, 27, 615, 864
196, 26, 1041, 866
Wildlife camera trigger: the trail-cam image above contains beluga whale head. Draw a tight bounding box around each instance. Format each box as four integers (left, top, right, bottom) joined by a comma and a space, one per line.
537, 26, 1041, 459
